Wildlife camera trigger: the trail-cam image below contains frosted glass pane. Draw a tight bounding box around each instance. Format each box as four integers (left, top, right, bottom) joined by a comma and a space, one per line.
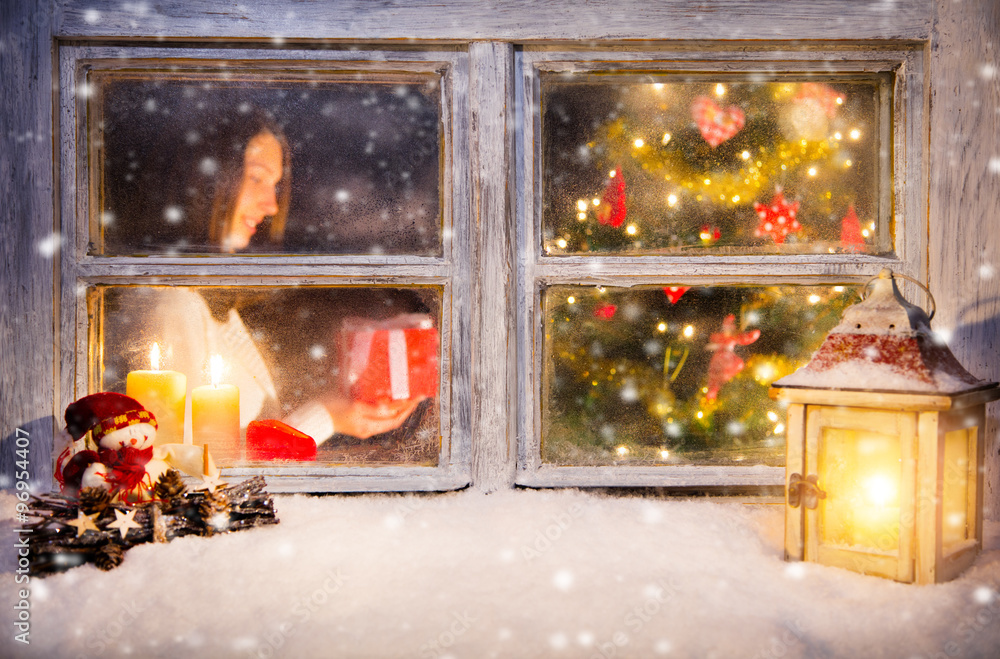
91, 286, 442, 466
91, 71, 441, 256
818, 427, 901, 553
942, 428, 973, 548
541, 76, 885, 255
540, 284, 857, 466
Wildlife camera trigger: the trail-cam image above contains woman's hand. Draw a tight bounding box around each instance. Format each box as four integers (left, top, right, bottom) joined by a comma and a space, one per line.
326, 396, 424, 439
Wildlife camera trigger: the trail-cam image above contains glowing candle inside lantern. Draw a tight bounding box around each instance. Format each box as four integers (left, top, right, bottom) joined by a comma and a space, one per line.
126, 342, 186, 446
191, 355, 240, 462
850, 471, 901, 550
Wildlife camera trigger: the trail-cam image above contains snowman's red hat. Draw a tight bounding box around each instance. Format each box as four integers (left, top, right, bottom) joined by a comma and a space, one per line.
64, 392, 158, 443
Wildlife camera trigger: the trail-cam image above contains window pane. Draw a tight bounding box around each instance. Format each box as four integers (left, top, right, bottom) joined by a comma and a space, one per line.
92, 71, 442, 256
91, 285, 442, 467
541, 76, 886, 255
942, 427, 972, 549
541, 284, 858, 466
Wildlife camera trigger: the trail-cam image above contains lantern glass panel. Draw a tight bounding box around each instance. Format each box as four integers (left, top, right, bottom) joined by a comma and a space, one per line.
818, 427, 902, 553
942, 427, 973, 548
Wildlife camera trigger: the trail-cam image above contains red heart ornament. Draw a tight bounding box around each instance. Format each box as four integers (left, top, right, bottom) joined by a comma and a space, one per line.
691, 96, 745, 148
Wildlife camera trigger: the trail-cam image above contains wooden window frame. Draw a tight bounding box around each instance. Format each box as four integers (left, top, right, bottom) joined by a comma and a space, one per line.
57, 44, 474, 492
9, 1, 994, 502
514, 44, 928, 488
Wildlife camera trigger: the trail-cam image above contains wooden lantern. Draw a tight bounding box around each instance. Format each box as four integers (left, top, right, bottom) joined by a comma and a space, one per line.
770, 269, 999, 584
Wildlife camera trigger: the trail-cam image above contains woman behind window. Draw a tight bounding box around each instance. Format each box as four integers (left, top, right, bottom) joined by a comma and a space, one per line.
113, 107, 426, 458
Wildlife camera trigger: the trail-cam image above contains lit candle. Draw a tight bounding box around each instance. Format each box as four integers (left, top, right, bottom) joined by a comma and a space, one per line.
126, 342, 186, 446
851, 473, 901, 550
191, 355, 240, 462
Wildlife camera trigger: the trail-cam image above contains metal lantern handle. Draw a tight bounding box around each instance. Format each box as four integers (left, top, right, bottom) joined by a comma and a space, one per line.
862, 272, 936, 321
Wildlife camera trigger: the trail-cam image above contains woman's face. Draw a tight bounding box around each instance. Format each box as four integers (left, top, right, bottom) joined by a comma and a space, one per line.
224, 131, 284, 252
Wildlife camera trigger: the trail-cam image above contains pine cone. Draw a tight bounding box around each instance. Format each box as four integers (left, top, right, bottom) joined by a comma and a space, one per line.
154, 469, 187, 501
78, 487, 112, 515
198, 490, 231, 535
94, 543, 125, 571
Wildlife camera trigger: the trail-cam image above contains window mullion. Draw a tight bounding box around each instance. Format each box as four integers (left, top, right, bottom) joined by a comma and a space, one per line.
468, 41, 517, 492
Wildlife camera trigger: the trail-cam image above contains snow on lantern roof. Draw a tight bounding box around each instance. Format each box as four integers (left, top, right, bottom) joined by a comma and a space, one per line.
774, 269, 994, 395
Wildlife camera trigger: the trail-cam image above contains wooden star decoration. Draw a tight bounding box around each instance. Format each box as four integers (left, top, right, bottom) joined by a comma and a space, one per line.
753, 190, 801, 244
198, 471, 227, 493
107, 507, 143, 540
65, 510, 100, 537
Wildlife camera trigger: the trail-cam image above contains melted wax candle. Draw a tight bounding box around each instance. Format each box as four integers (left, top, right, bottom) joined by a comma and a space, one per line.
126, 342, 186, 446
192, 355, 240, 462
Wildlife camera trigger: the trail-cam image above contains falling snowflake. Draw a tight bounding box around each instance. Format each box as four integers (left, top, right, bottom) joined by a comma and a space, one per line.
37, 232, 62, 257
199, 157, 218, 175
163, 206, 184, 224
553, 569, 575, 591
784, 563, 807, 579
973, 586, 996, 605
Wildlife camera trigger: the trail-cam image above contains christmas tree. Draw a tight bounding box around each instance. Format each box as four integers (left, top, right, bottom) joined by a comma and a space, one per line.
540, 78, 878, 465
542, 79, 882, 254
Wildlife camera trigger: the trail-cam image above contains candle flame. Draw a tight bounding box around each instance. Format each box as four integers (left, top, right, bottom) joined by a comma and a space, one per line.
209, 355, 224, 387
150, 342, 161, 371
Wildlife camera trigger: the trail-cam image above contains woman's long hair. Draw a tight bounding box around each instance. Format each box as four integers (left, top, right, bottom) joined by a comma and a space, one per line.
167, 107, 292, 252
202, 110, 292, 249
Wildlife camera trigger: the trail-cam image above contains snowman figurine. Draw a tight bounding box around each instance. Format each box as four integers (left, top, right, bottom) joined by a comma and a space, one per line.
58, 393, 170, 503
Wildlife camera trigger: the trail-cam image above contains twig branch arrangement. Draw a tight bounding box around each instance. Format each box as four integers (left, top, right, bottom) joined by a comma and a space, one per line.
24, 472, 279, 576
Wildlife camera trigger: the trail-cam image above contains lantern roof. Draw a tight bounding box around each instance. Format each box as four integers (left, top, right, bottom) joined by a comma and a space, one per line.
774, 269, 995, 395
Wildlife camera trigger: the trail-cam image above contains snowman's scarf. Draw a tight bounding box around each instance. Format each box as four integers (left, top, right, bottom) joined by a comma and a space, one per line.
98, 446, 154, 494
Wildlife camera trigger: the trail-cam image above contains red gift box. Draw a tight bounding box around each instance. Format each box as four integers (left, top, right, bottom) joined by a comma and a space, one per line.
341, 314, 439, 404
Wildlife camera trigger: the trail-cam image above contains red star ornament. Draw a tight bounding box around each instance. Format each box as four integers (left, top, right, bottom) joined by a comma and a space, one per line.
663, 286, 690, 304
753, 190, 801, 244
705, 314, 760, 401
596, 167, 627, 228
840, 204, 865, 252
691, 96, 745, 148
